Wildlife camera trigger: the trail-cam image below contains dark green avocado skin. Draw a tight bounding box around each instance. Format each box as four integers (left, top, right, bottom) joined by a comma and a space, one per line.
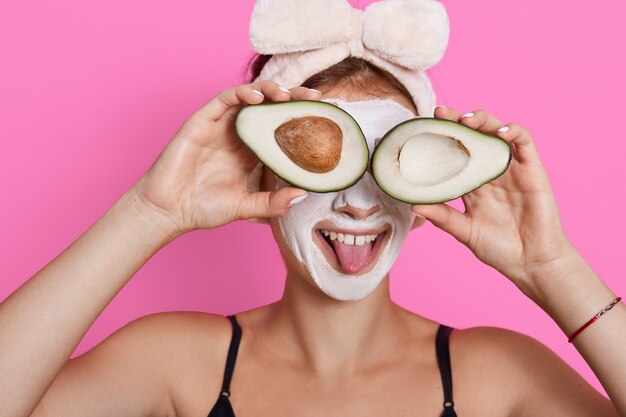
370, 117, 513, 204
234, 100, 369, 193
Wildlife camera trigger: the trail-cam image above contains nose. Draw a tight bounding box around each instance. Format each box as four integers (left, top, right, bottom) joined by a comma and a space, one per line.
336, 203, 381, 220
332, 172, 383, 220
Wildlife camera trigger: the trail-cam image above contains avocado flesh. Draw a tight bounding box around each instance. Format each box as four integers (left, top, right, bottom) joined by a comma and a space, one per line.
235, 101, 368, 192
372, 118, 512, 204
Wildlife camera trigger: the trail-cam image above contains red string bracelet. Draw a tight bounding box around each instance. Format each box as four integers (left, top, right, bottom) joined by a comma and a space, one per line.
568, 296, 622, 343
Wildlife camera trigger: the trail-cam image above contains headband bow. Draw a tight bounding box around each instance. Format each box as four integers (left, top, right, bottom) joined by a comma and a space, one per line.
250, 0, 449, 70
249, 0, 450, 117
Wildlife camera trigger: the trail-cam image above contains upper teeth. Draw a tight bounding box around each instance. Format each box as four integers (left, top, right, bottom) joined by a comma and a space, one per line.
320, 230, 380, 246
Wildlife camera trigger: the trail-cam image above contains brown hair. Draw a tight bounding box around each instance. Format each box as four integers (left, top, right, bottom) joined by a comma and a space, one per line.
246, 54, 417, 114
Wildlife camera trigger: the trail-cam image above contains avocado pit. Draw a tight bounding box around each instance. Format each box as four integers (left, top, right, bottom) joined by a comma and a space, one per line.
398, 133, 471, 186
371, 117, 512, 204
274, 116, 343, 173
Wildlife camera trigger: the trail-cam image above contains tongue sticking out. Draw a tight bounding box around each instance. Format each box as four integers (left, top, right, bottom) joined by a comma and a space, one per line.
331, 240, 374, 274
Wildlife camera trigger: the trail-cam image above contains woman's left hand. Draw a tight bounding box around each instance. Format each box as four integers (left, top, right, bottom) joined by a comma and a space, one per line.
410, 107, 576, 290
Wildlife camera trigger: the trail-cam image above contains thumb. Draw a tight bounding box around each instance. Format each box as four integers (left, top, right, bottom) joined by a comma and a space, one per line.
237, 187, 309, 220
411, 203, 472, 245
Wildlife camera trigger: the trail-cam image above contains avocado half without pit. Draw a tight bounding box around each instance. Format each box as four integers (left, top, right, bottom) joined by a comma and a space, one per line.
371, 117, 512, 204
235, 100, 369, 192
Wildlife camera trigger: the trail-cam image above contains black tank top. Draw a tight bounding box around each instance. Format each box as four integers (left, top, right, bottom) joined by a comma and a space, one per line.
207, 315, 458, 417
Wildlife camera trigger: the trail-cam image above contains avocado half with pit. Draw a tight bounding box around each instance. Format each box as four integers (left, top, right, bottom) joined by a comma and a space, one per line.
371, 118, 512, 204
235, 100, 368, 192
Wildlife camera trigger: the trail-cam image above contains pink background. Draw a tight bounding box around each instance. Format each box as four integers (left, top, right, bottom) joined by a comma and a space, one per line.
1, 0, 625, 399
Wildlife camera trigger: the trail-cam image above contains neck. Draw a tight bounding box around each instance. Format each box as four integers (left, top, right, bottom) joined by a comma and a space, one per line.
263, 271, 407, 376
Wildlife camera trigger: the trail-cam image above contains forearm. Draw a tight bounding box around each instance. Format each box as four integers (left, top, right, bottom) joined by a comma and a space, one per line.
0, 186, 180, 417
521, 247, 626, 416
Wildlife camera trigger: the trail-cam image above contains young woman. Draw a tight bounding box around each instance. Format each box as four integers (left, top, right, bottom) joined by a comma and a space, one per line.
2, 1, 624, 417
1, 56, 621, 417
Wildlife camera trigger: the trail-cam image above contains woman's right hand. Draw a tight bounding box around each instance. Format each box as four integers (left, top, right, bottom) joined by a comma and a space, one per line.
132, 81, 320, 235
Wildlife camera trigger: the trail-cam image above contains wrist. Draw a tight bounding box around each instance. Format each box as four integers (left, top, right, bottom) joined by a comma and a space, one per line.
117, 186, 185, 246
531, 261, 617, 340
517, 245, 617, 334
517, 243, 582, 303
530, 241, 580, 279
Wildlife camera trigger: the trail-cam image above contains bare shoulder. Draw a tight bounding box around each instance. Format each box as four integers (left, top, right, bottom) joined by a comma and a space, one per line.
131, 312, 237, 416
120, 310, 233, 354
102, 311, 237, 417
92, 311, 233, 368
450, 326, 618, 417
120, 311, 235, 392
34, 311, 233, 417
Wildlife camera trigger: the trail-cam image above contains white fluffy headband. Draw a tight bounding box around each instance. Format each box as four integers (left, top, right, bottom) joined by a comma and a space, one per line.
249, 0, 450, 117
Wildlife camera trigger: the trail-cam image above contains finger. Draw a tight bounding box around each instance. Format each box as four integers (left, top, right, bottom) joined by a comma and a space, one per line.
245, 217, 270, 225
246, 161, 264, 193
290, 87, 323, 101
496, 123, 540, 165
410, 203, 472, 246
434, 105, 463, 122
411, 214, 426, 230
237, 187, 309, 220
459, 109, 504, 134
196, 80, 291, 122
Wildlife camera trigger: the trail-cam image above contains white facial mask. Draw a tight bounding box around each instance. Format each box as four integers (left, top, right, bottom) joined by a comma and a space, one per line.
276, 99, 418, 301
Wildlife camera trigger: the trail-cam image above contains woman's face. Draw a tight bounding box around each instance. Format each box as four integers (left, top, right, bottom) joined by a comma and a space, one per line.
260, 87, 426, 301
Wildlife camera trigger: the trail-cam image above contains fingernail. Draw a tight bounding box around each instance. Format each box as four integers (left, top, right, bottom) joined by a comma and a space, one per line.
278, 86, 291, 94
252, 89, 264, 97
498, 126, 510, 133
436, 105, 447, 109
309, 88, 322, 94
461, 112, 474, 119
289, 194, 308, 206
